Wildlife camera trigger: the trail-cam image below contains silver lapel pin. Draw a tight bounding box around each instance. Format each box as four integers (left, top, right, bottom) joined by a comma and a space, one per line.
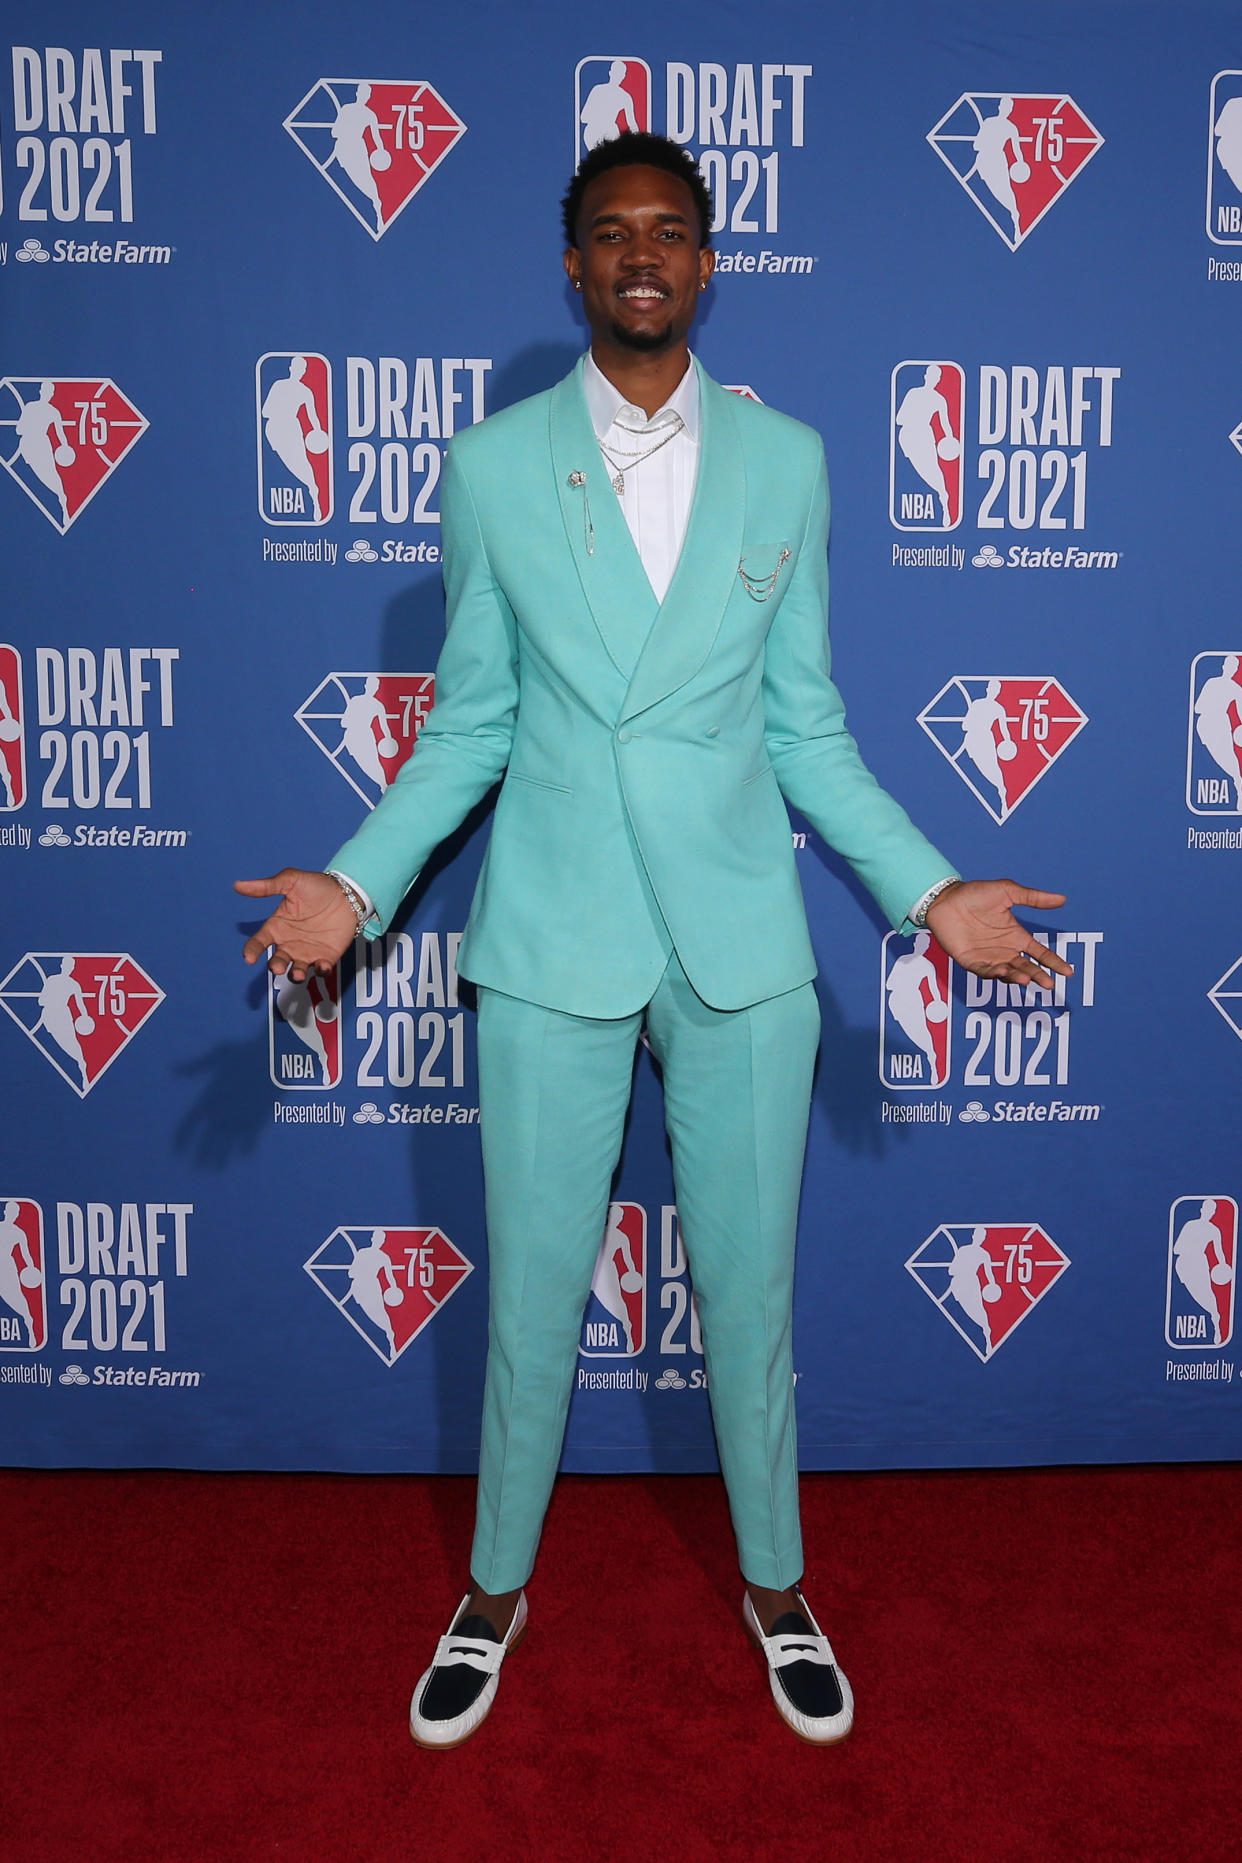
568, 470, 594, 555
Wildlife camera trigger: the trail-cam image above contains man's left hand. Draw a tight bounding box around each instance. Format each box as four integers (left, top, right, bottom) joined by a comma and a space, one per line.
924, 879, 1074, 991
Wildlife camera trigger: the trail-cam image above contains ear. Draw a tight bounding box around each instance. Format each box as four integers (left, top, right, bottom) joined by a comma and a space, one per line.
564, 247, 582, 291
698, 246, 717, 288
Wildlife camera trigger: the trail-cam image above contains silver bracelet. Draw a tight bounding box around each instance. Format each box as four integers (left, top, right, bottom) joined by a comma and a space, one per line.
911, 876, 961, 928
324, 869, 370, 933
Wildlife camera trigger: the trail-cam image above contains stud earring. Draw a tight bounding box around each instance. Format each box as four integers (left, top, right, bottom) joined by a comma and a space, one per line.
574, 281, 582, 291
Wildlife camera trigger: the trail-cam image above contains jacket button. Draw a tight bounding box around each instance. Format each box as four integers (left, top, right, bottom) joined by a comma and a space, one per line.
705, 725, 720, 738
617, 729, 632, 745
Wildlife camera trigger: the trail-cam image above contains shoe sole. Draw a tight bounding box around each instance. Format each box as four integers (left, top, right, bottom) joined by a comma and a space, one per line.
409, 1619, 529, 1751
743, 1613, 853, 1747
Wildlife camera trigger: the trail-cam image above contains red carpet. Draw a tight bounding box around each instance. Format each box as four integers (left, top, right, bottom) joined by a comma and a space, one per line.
1, 1464, 1237, 1862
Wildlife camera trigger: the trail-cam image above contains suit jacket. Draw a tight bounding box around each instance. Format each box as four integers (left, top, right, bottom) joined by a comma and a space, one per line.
329, 356, 954, 1016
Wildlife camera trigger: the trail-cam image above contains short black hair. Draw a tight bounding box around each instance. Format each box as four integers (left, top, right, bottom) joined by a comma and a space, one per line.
561, 132, 714, 247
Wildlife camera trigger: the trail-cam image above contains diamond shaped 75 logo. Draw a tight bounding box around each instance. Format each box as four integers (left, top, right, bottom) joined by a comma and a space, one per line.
0, 953, 164, 1096
928, 94, 1103, 250
0, 378, 147, 534
907, 1222, 1069, 1362
284, 79, 466, 240
918, 676, 1087, 824
305, 1224, 472, 1366
296, 672, 434, 807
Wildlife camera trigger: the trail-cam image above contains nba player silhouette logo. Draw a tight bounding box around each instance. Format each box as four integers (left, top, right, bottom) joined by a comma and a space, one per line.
580, 1202, 647, 1357
1187, 653, 1242, 815
880, 930, 953, 1090
268, 962, 342, 1090
256, 354, 333, 526
1166, 1197, 1236, 1349
0, 646, 25, 812
907, 1223, 1070, 1362
295, 673, 435, 808
918, 676, 1088, 824
1207, 73, 1242, 243
574, 58, 652, 156
305, 1224, 473, 1366
0, 953, 164, 1097
891, 362, 965, 531
0, 378, 148, 534
284, 80, 467, 240
0, 1198, 46, 1352
927, 94, 1104, 250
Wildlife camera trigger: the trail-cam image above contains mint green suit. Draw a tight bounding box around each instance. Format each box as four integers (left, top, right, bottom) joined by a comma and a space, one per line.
331, 358, 953, 1589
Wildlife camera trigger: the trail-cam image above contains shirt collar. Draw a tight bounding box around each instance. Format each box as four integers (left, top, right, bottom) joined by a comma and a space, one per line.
583, 350, 700, 442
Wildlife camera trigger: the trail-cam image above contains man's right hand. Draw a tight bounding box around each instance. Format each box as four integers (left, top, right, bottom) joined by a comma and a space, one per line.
235, 869, 360, 979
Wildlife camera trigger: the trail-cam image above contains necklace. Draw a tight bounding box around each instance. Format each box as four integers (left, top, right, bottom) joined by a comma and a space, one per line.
598, 415, 684, 495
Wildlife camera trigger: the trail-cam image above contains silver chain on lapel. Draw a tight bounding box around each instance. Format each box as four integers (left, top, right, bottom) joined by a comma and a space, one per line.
567, 471, 594, 555
738, 548, 791, 602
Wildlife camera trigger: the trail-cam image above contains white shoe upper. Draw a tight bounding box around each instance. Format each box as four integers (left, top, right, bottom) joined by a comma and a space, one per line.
409, 1590, 528, 1748
742, 1589, 855, 1744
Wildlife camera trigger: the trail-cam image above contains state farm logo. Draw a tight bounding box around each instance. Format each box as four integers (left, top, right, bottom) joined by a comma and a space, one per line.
0, 645, 26, 811
891, 362, 964, 530
269, 965, 341, 1090
284, 79, 466, 240
1187, 653, 1242, 815
0, 377, 147, 533
927, 94, 1103, 250
0, 1198, 46, 1351
580, 1202, 647, 1357
1207, 73, 1242, 243
6, 48, 162, 226
256, 353, 332, 525
880, 928, 1102, 1101
0, 952, 163, 1095
304, 1224, 472, 1366
918, 676, 1088, 824
1166, 1196, 1236, 1350
295, 672, 434, 807
907, 1222, 1070, 1361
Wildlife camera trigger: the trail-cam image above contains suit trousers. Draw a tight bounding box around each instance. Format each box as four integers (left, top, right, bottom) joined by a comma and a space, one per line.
469, 950, 821, 1593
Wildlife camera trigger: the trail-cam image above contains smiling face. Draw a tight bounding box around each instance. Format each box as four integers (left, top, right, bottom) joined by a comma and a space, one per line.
563, 162, 714, 355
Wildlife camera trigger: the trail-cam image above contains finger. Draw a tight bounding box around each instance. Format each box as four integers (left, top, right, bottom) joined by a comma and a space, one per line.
1027, 939, 1074, 979
1004, 882, 1067, 909
234, 875, 288, 899
242, 922, 279, 965
1002, 959, 1055, 992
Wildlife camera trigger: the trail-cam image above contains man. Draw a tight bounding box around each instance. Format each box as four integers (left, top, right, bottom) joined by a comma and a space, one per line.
237, 132, 1071, 1748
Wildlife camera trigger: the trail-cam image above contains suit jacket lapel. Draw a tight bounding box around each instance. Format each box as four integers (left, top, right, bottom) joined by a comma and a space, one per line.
621, 363, 745, 724
549, 358, 659, 677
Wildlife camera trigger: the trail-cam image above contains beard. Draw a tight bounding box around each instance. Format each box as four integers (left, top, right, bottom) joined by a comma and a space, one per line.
609, 315, 676, 352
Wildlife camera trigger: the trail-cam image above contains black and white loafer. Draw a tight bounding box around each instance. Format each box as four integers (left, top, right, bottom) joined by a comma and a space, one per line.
743, 1587, 854, 1744
409, 1591, 528, 1749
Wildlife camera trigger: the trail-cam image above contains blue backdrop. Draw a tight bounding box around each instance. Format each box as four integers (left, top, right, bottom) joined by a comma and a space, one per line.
3, 0, 1241, 1475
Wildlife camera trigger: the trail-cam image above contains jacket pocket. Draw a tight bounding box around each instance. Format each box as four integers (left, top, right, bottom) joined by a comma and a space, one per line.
505, 768, 572, 795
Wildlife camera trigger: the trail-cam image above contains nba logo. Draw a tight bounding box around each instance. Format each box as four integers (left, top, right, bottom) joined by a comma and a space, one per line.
0, 377, 148, 535
305, 1223, 473, 1367
268, 963, 343, 1089
907, 1222, 1070, 1362
1207, 73, 1242, 243
879, 930, 953, 1089
574, 58, 652, 157
0, 646, 25, 812
256, 354, 333, 526
0, 1198, 45, 1352
918, 676, 1089, 825
927, 94, 1104, 251
1166, 1197, 1237, 1349
295, 672, 435, 808
1186, 653, 1242, 815
580, 1201, 647, 1356
0, 953, 164, 1097
890, 362, 965, 530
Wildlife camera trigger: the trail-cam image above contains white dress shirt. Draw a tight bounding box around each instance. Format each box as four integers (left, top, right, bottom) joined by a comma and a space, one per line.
582, 350, 700, 603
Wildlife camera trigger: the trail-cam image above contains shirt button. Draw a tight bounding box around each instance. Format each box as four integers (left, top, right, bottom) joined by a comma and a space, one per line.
705, 726, 720, 738
617, 729, 632, 745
